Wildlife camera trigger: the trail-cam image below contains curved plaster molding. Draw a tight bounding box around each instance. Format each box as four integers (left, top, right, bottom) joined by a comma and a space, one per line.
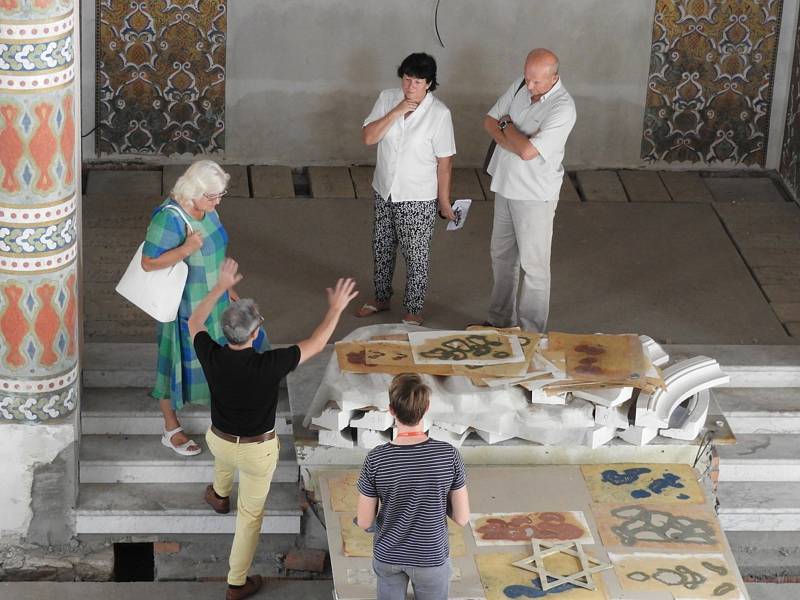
660, 389, 710, 441
635, 356, 729, 428
639, 335, 669, 367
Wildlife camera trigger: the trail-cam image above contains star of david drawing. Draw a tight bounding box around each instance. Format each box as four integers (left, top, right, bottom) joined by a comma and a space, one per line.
511, 540, 612, 591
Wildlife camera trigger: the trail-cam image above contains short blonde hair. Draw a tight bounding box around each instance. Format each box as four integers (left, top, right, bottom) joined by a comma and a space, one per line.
171, 160, 230, 211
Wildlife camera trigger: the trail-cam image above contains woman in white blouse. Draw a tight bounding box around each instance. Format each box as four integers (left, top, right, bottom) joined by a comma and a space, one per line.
356, 53, 456, 326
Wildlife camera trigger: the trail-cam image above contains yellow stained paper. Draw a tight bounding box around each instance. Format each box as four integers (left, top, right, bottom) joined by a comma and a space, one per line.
581, 463, 705, 505
594, 503, 723, 552
474, 552, 608, 600
610, 553, 744, 599
548, 332, 648, 385
329, 471, 359, 512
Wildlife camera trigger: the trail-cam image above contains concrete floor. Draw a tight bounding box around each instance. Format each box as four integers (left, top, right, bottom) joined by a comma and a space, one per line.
84, 191, 792, 345
0, 580, 792, 599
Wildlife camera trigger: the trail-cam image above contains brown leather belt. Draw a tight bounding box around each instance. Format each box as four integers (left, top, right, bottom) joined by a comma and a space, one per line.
211, 424, 275, 444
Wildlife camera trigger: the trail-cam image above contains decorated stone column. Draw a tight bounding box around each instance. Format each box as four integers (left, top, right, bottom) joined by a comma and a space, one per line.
0, 0, 80, 543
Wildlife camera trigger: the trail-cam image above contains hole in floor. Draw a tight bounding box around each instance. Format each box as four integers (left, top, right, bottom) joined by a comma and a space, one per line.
293, 167, 311, 197
113, 542, 154, 582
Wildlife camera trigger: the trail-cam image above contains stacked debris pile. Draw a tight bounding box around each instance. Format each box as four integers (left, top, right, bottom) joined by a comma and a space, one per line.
304, 325, 729, 449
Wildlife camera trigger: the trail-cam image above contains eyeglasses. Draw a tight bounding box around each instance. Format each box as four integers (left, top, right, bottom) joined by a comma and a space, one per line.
203, 189, 228, 200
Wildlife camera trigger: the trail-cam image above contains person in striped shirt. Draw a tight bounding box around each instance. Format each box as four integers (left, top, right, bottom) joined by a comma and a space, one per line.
356, 373, 470, 600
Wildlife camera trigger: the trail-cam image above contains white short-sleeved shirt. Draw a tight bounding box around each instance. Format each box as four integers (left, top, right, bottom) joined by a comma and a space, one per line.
487, 77, 576, 202
364, 88, 456, 202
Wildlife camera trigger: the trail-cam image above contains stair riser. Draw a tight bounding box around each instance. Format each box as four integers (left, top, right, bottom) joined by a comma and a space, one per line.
84, 371, 155, 388
81, 416, 292, 436
726, 417, 800, 435
719, 464, 800, 482
721, 514, 800, 531
80, 465, 299, 484
76, 515, 300, 535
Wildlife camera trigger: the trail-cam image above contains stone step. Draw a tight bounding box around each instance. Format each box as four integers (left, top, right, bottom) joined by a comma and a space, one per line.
713, 388, 800, 434
666, 345, 800, 388
717, 434, 800, 482
727, 530, 800, 579
80, 387, 291, 436
717, 481, 800, 531
83, 342, 290, 388
75, 482, 301, 535
747, 583, 800, 600
0, 580, 334, 600
79, 434, 299, 484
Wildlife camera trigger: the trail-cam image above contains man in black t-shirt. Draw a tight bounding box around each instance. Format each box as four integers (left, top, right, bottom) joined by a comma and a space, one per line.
189, 258, 358, 600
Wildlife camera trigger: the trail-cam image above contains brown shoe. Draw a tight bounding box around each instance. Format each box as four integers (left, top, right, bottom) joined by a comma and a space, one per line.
226, 575, 263, 600
204, 484, 230, 514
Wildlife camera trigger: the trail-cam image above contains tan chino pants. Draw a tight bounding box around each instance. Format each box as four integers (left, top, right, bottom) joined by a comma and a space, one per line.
205, 428, 280, 586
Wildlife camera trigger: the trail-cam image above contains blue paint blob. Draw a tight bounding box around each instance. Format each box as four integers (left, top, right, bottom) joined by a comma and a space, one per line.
601, 467, 651, 486
677, 493, 690, 500
630, 489, 652, 499
649, 472, 685, 495
504, 578, 577, 598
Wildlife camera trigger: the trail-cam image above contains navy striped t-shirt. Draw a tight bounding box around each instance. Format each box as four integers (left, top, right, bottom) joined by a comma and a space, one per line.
357, 438, 466, 567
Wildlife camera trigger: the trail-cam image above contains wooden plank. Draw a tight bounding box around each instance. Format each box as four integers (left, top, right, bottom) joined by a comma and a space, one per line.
87, 170, 162, 198
762, 285, 800, 303
739, 248, 800, 268
619, 170, 671, 202
250, 165, 295, 198
659, 171, 714, 203
308, 166, 355, 198
575, 170, 627, 202
349, 166, 374, 199
753, 267, 800, 286
705, 177, 785, 203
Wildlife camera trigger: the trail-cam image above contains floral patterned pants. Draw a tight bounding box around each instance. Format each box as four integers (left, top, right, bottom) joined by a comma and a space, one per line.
372, 192, 437, 315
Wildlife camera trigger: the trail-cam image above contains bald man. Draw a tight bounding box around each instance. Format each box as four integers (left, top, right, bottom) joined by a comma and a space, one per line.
483, 48, 576, 332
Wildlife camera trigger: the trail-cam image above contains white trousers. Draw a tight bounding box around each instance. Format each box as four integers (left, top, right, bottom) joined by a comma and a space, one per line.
488, 193, 557, 332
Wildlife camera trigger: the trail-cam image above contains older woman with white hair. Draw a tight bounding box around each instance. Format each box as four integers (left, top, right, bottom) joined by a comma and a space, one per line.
141, 160, 268, 456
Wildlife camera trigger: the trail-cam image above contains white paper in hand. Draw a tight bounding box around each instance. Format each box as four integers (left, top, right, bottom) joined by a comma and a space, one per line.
446, 198, 472, 231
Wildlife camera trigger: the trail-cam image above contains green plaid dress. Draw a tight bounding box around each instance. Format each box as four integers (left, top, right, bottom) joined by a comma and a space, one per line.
143, 199, 269, 409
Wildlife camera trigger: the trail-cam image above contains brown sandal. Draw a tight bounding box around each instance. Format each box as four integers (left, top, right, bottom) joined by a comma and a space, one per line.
355, 301, 389, 318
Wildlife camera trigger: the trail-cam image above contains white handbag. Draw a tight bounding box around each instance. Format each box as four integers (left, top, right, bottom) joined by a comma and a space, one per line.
116, 205, 194, 323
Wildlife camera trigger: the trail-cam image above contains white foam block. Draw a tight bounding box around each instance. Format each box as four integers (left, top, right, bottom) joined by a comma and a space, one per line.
428, 425, 470, 448
618, 425, 657, 446
318, 427, 355, 448
574, 387, 633, 408
475, 429, 514, 444
356, 428, 391, 449
585, 425, 617, 449
350, 410, 394, 431
594, 403, 630, 429
434, 420, 470, 435
311, 406, 359, 431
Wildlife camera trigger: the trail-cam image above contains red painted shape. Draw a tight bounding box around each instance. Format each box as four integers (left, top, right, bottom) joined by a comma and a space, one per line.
30, 103, 57, 191
34, 0, 53, 8
60, 95, 75, 184
0, 0, 19, 9
0, 285, 28, 368
0, 105, 23, 192
64, 273, 77, 356
34, 284, 59, 366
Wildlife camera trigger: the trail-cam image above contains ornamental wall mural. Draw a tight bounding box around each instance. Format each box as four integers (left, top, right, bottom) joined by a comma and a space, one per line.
96, 0, 226, 155
0, 0, 80, 422
779, 21, 800, 200
641, 0, 783, 166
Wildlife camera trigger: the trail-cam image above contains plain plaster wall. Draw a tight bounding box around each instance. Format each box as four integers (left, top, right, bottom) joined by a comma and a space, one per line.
79, 0, 799, 169
0, 422, 77, 543
82, 0, 657, 167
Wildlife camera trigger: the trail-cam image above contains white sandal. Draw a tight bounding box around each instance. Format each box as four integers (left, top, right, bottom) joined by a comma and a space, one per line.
161, 426, 202, 456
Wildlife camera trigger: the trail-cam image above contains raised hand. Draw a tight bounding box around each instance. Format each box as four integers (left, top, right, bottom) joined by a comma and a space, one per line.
327, 278, 359, 313
218, 257, 243, 290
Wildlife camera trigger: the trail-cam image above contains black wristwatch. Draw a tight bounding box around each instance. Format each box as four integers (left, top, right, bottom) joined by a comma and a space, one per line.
498, 119, 510, 130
